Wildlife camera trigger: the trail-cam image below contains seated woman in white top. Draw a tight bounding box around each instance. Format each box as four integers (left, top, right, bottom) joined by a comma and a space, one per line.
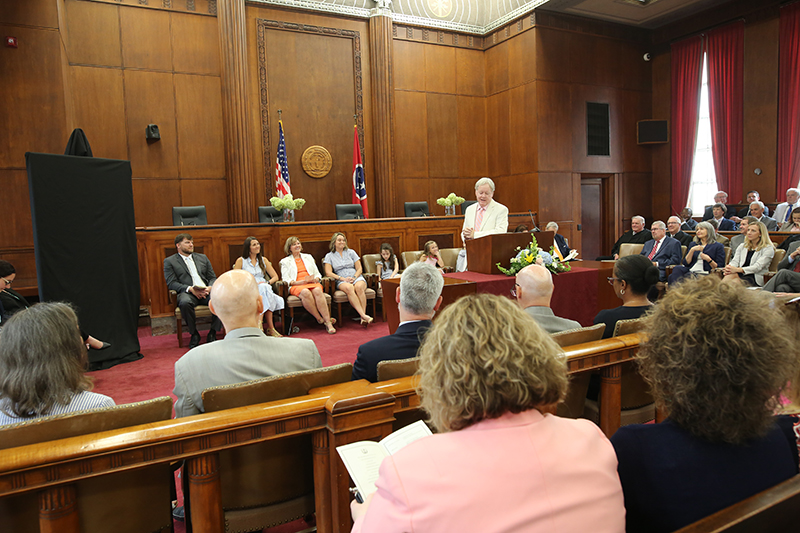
350, 294, 625, 532
0, 302, 115, 426
324, 232, 372, 326
723, 221, 775, 286
234, 236, 285, 337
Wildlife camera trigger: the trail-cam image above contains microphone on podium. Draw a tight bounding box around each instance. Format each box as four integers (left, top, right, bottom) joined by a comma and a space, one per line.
529, 210, 541, 232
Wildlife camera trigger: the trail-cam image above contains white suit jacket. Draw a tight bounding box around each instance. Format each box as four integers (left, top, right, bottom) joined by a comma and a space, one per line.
729, 245, 775, 286
279, 253, 322, 282
461, 199, 510, 242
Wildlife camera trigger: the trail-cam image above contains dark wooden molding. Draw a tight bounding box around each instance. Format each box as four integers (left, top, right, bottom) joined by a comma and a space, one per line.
652, 0, 782, 45
369, 14, 397, 218
75, 0, 216, 16
256, 19, 364, 196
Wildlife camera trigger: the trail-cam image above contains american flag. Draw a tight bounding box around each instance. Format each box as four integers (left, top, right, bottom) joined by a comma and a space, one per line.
352, 126, 369, 218
275, 120, 291, 198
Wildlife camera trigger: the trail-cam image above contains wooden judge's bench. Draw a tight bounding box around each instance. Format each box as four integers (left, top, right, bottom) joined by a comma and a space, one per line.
136, 213, 537, 318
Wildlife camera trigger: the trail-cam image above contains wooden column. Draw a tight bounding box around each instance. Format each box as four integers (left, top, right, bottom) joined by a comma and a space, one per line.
187, 453, 225, 533
369, 10, 397, 218
39, 485, 79, 533
217, 0, 258, 223
313, 430, 333, 533
599, 363, 623, 438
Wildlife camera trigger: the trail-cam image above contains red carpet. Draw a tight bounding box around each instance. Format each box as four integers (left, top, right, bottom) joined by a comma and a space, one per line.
88, 315, 389, 533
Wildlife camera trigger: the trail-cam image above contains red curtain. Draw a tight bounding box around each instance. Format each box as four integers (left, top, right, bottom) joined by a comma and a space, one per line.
670, 36, 704, 215
706, 22, 744, 205
778, 3, 800, 195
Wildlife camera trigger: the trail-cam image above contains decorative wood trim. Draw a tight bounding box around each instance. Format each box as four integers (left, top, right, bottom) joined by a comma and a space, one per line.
76, 0, 216, 15
256, 20, 363, 197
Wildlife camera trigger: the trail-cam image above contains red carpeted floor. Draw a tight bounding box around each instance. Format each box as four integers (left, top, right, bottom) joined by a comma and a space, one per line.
87, 314, 389, 533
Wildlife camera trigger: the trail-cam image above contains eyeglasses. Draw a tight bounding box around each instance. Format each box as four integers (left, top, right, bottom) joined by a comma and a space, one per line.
0, 277, 12, 286
510, 283, 520, 298
607, 277, 622, 285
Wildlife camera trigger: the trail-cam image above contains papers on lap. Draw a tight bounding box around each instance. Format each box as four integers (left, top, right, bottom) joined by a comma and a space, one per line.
336, 420, 432, 497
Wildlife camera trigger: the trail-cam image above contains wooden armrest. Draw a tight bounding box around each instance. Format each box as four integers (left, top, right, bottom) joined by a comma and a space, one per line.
274, 280, 289, 298
764, 271, 777, 283
442, 266, 454, 273
169, 290, 178, 306
321, 276, 335, 293
665, 265, 676, 278
363, 272, 378, 290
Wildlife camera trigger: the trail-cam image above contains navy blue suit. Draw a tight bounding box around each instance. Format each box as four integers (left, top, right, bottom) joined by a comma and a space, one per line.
640, 238, 682, 281
668, 241, 726, 285
715, 218, 736, 231
553, 234, 571, 259
352, 320, 431, 382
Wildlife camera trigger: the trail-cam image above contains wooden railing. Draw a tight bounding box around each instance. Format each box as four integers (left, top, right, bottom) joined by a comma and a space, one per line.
0, 334, 641, 533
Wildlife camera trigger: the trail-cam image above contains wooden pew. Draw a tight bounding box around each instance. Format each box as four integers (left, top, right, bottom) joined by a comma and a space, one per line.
0, 334, 643, 533
675, 475, 800, 533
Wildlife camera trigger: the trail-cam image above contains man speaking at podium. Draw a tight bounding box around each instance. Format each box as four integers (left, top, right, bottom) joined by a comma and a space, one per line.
457, 177, 509, 272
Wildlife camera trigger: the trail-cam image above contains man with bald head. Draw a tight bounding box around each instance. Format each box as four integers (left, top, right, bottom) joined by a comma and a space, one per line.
173, 270, 321, 418
514, 264, 581, 334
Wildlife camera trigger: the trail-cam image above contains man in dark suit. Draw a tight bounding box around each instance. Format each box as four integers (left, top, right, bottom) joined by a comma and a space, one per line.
709, 203, 736, 231
598, 215, 652, 260
164, 233, 221, 349
666, 216, 693, 247
735, 190, 769, 219
680, 207, 698, 231
702, 191, 737, 220
352, 262, 443, 382
640, 221, 682, 282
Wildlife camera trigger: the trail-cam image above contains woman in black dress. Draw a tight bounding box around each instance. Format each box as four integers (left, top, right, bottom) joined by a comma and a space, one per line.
593, 254, 659, 338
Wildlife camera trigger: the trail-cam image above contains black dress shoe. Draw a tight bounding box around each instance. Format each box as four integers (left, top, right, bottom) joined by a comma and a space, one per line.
188, 333, 201, 349
90, 341, 112, 351
206, 329, 217, 343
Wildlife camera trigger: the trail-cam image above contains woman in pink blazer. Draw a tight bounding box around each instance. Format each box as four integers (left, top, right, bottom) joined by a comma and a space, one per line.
350, 294, 625, 533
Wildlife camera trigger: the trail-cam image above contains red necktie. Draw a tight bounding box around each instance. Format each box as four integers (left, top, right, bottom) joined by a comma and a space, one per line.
793, 257, 800, 272
648, 240, 660, 260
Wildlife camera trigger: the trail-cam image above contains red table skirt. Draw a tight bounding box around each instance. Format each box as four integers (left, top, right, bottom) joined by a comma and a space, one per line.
444, 266, 604, 326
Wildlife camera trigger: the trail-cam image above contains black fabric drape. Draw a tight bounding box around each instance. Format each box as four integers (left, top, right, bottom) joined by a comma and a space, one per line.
26, 152, 142, 370
64, 128, 93, 157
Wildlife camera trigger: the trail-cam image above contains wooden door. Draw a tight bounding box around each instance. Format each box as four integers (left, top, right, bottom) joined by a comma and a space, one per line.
581, 178, 603, 260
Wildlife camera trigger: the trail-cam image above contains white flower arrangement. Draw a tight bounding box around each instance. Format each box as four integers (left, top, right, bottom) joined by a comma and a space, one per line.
269, 194, 306, 211
436, 192, 466, 207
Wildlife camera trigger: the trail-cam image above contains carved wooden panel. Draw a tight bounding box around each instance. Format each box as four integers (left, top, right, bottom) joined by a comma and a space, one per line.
132, 179, 182, 227
180, 179, 229, 224
486, 91, 510, 177
70, 66, 128, 161
455, 48, 485, 96
417, 234, 453, 250
394, 91, 429, 179
175, 74, 225, 179
509, 84, 537, 176
424, 45, 456, 94
393, 39, 425, 92
1, 170, 35, 249
456, 96, 487, 178
171, 10, 221, 76
120, 5, 172, 70
426, 94, 458, 179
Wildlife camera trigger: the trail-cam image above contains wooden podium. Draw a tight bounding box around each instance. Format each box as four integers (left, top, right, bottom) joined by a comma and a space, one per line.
465, 231, 555, 274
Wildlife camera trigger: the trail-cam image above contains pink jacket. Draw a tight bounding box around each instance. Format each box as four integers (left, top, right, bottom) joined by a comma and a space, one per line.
352, 409, 625, 533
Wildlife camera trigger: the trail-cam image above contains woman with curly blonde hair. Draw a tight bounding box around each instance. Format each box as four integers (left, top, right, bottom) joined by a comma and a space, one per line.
351, 294, 624, 533
611, 276, 800, 533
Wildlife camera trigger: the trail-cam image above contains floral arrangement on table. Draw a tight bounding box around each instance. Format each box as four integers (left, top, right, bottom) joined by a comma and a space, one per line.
496, 234, 573, 276
436, 193, 466, 215
269, 194, 306, 222
269, 194, 306, 211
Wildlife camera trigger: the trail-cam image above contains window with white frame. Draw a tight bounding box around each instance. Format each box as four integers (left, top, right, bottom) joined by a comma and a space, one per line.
686, 52, 718, 214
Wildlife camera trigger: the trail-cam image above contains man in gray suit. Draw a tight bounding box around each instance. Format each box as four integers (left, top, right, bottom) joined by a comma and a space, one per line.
762, 240, 800, 295
515, 264, 581, 334
749, 201, 778, 232
173, 270, 322, 418
164, 233, 221, 348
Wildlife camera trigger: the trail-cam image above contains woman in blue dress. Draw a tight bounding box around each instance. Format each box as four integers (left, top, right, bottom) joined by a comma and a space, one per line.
234, 237, 285, 337
323, 232, 373, 326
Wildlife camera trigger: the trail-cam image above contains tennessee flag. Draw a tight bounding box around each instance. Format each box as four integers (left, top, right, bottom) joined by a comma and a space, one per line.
352, 126, 369, 218
275, 120, 291, 198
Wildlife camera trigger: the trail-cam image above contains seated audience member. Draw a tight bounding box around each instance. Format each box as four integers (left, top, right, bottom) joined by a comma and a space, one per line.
514, 224, 529, 233
702, 191, 737, 220
546, 221, 577, 260
458, 177, 509, 271
640, 221, 682, 282
734, 190, 769, 220
708, 203, 736, 231
280, 236, 336, 334
730, 216, 757, 256
350, 294, 625, 532
376, 243, 400, 280
781, 207, 800, 233
668, 221, 725, 285
0, 260, 109, 350
666, 216, 693, 247
0, 302, 115, 426
706, 219, 730, 247
352, 263, 443, 382
748, 201, 777, 231
762, 239, 800, 295
163, 233, 221, 349
324, 232, 373, 326
418, 240, 445, 269
611, 277, 800, 533
233, 236, 284, 337
679, 207, 697, 231
597, 215, 652, 261
594, 255, 658, 338
173, 270, 322, 418
774, 187, 800, 229
723, 221, 774, 287
514, 264, 581, 334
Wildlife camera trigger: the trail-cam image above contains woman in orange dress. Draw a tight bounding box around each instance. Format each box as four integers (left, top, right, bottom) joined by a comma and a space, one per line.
279, 236, 336, 334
